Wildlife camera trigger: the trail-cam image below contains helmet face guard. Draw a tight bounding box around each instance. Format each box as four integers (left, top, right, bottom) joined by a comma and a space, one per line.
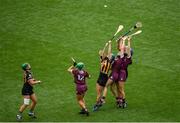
76, 62, 84, 70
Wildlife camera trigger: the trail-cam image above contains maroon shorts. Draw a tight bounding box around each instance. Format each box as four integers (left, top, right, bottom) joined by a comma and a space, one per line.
109, 71, 119, 82
119, 70, 127, 82
76, 84, 87, 95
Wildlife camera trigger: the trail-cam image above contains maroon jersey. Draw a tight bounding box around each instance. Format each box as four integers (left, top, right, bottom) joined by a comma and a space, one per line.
118, 56, 132, 81
120, 56, 132, 70
109, 56, 122, 82
111, 56, 122, 72
110, 55, 132, 82
72, 69, 89, 85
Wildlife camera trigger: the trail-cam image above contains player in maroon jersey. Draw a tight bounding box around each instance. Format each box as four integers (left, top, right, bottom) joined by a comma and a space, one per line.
67, 62, 90, 116
117, 36, 132, 108
101, 36, 133, 108
101, 52, 122, 104
101, 37, 128, 105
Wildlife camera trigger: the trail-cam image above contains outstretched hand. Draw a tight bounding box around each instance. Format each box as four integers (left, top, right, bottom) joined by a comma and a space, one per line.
37, 80, 41, 83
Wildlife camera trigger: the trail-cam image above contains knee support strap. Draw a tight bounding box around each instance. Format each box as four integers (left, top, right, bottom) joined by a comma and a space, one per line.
24, 98, 30, 105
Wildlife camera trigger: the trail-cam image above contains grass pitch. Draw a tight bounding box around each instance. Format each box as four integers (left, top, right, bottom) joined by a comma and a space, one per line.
0, 0, 180, 122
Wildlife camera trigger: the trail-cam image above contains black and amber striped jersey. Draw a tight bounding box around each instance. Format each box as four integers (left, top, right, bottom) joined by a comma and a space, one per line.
100, 57, 112, 74
23, 71, 33, 90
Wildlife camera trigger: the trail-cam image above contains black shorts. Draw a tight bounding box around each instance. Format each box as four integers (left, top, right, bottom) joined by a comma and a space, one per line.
97, 72, 108, 87
21, 87, 34, 96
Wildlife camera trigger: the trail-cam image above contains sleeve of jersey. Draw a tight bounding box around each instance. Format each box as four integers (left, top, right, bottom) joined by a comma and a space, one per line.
72, 69, 76, 75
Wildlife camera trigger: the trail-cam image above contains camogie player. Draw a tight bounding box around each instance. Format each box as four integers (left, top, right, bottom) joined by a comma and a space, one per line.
68, 62, 90, 116
93, 41, 115, 111
101, 36, 128, 106
116, 36, 132, 108
16, 63, 41, 121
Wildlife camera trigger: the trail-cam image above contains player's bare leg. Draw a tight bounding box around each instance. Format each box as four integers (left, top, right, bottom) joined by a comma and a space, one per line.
110, 82, 118, 97
110, 82, 122, 105
102, 79, 113, 103
93, 84, 104, 111
117, 81, 127, 108
16, 96, 30, 121
77, 95, 85, 109
96, 84, 104, 103
77, 94, 89, 116
29, 93, 37, 118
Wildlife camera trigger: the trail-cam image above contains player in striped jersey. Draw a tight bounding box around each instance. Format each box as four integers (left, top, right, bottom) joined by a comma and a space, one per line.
93, 41, 115, 111
16, 63, 41, 121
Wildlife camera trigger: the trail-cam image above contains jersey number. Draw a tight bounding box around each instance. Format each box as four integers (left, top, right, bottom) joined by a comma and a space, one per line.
78, 75, 84, 81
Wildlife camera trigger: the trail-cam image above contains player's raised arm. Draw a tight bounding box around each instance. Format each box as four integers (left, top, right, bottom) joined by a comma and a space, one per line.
126, 37, 131, 58
100, 42, 108, 60
117, 36, 123, 51
119, 36, 127, 57
107, 40, 112, 59
67, 65, 74, 73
